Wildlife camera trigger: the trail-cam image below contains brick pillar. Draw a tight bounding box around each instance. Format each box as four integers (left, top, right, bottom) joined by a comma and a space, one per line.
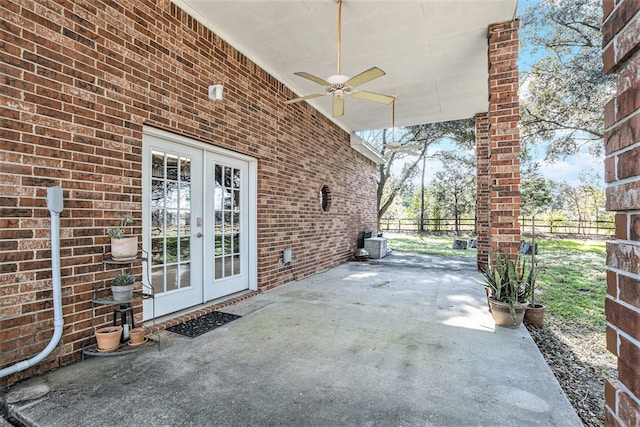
475, 112, 490, 269
602, 1, 640, 425
488, 20, 521, 257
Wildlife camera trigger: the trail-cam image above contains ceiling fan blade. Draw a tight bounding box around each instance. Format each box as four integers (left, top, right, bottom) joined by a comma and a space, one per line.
397, 149, 419, 155
403, 144, 423, 149
383, 151, 394, 159
294, 72, 330, 87
345, 67, 385, 88
352, 90, 395, 105
284, 93, 326, 104
333, 96, 344, 117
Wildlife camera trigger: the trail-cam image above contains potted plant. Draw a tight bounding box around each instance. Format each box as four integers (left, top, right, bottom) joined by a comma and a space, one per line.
524, 218, 546, 327
519, 178, 553, 327
481, 253, 531, 328
111, 272, 135, 301
107, 213, 138, 261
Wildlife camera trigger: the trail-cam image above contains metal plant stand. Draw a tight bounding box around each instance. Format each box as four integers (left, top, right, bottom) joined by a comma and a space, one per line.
82, 249, 159, 358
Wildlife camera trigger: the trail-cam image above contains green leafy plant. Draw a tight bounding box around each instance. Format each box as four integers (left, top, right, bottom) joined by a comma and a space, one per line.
111, 273, 135, 287
481, 253, 532, 321
107, 214, 134, 239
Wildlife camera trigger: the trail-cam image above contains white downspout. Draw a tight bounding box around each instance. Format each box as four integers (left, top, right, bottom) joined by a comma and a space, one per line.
0, 187, 64, 379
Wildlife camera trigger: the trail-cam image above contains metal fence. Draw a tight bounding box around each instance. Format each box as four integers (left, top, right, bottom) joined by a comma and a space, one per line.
380, 217, 615, 236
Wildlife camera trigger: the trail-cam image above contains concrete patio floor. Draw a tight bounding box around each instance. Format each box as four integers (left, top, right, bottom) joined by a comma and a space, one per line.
1, 252, 581, 426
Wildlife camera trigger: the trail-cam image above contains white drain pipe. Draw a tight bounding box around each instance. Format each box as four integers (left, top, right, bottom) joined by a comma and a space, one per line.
0, 187, 65, 379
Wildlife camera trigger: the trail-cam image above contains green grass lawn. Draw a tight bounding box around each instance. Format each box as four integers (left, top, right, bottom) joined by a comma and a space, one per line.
385, 232, 477, 259
385, 233, 608, 331
533, 238, 607, 331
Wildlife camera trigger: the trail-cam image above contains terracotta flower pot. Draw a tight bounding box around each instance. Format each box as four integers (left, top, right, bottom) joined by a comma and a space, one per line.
488, 299, 525, 328
110, 236, 138, 261
129, 327, 146, 345
95, 326, 123, 351
525, 303, 546, 328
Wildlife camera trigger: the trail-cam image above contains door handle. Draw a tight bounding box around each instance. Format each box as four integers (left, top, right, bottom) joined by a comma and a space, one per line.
197, 232, 203, 238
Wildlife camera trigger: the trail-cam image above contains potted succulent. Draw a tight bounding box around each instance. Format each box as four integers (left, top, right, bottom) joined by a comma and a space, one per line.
481, 253, 531, 328
107, 214, 138, 261
111, 272, 135, 301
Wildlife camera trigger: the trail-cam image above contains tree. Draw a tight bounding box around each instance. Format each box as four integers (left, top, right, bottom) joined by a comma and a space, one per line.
430, 163, 476, 235
370, 118, 475, 225
520, 176, 554, 218
519, 0, 615, 161
556, 172, 606, 234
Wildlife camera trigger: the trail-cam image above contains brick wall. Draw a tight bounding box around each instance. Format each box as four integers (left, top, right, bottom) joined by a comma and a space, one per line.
602, 0, 640, 425
487, 20, 521, 257
0, 0, 377, 386
475, 112, 490, 268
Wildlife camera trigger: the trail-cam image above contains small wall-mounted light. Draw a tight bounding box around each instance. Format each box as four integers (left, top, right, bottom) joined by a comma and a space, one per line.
208, 84, 224, 101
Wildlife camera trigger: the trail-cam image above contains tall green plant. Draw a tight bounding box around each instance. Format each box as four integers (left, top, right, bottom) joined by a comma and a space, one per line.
481, 254, 532, 321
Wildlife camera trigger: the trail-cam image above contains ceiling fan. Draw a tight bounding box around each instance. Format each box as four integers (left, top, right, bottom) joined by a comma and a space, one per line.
383, 100, 422, 159
284, 0, 395, 117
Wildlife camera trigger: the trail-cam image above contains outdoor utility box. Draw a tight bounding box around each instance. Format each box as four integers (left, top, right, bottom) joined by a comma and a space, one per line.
364, 237, 387, 259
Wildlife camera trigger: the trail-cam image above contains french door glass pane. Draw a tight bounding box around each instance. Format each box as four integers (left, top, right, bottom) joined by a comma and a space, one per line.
166, 265, 178, 292
151, 237, 164, 266
151, 266, 163, 294
233, 255, 240, 275
151, 209, 164, 236
214, 258, 223, 280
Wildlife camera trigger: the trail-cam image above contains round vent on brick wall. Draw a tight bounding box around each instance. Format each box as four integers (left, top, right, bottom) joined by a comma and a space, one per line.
320, 185, 331, 212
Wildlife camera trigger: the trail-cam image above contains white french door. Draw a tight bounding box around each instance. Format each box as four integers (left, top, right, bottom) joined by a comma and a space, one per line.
142, 129, 256, 319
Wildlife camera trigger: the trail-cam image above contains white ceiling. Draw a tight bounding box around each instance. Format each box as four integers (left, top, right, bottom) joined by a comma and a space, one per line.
175, 0, 518, 133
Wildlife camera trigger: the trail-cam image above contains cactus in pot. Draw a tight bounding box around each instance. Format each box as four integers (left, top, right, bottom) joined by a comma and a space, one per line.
111, 272, 135, 301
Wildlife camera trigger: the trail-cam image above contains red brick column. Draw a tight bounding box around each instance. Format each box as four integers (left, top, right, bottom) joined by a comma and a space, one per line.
602, 1, 640, 424
488, 20, 521, 257
475, 113, 490, 269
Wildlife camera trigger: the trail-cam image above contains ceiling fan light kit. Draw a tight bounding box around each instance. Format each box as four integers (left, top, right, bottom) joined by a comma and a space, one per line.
285, 0, 394, 117
327, 75, 349, 85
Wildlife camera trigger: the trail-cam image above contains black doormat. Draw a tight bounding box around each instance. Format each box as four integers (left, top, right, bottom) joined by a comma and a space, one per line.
166, 311, 241, 338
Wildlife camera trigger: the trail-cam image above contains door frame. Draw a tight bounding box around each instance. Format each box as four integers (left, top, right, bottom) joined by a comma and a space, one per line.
141, 126, 258, 320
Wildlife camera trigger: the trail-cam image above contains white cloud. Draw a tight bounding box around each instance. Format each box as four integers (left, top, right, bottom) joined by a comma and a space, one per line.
537, 152, 604, 186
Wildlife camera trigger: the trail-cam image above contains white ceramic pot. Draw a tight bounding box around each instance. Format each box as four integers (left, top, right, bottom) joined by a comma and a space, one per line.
110, 236, 138, 261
